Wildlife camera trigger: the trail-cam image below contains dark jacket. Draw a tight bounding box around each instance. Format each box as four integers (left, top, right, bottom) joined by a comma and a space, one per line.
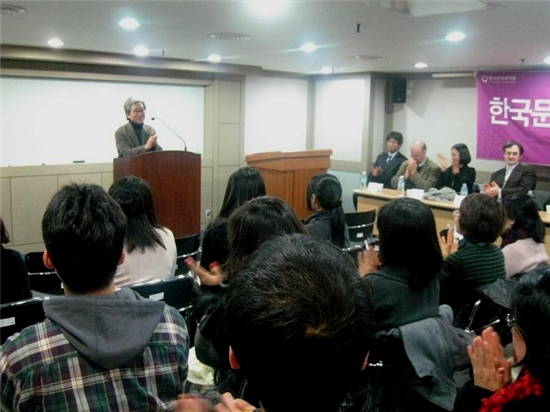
489, 163, 536, 200
368, 151, 408, 188
115, 121, 162, 157
437, 165, 476, 194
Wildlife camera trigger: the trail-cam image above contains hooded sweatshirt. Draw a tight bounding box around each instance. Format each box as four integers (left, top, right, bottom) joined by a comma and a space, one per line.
0, 287, 189, 411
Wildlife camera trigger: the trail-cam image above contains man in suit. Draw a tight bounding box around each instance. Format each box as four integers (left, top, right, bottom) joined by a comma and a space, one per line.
115, 97, 162, 157
484, 140, 537, 201
391, 140, 441, 190
368, 131, 408, 188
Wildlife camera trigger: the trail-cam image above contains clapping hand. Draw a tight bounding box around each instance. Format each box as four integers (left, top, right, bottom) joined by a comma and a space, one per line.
185, 257, 224, 286
358, 246, 381, 277
439, 228, 458, 260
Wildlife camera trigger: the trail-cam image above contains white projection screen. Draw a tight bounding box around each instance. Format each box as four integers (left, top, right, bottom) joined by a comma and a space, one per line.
0, 77, 205, 166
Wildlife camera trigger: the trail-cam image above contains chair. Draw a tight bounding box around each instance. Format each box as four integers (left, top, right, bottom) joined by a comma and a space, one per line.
129, 274, 197, 345
175, 234, 201, 276
25, 252, 64, 296
0, 297, 48, 344
345, 211, 376, 247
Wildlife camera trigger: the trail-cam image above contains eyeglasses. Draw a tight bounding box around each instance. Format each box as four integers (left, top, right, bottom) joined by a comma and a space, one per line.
506, 313, 516, 328
452, 210, 460, 217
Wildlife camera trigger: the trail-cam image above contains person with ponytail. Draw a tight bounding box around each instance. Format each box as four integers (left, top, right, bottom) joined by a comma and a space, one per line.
304, 173, 349, 249
454, 269, 550, 411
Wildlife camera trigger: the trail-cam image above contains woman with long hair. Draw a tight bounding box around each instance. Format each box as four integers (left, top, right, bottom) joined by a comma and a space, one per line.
501, 194, 548, 278
108, 175, 177, 287
304, 173, 349, 249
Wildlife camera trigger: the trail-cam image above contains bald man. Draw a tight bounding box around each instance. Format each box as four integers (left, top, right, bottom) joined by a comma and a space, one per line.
391, 141, 441, 191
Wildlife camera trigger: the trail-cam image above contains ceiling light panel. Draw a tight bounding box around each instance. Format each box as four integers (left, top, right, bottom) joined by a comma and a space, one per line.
445, 32, 466, 42
133, 45, 149, 56
118, 17, 140, 30
300, 43, 317, 53
47, 38, 64, 48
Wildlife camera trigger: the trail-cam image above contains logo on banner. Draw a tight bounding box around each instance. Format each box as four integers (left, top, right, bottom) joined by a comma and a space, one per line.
481, 75, 517, 84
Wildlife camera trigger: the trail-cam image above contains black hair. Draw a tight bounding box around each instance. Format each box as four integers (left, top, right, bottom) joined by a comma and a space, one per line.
224, 196, 306, 284
377, 198, 443, 291
502, 194, 545, 245
225, 234, 375, 412
108, 175, 165, 253
1, 217, 10, 244
503, 140, 524, 155
42, 183, 126, 293
452, 143, 472, 166
306, 174, 347, 248
459, 193, 505, 243
387, 131, 404, 146
510, 269, 550, 387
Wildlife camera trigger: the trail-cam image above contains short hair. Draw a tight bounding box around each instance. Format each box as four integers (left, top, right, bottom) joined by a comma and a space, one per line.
452, 143, 472, 166
224, 196, 306, 283
216, 167, 266, 222
503, 194, 545, 244
458, 193, 505, 243
42, 183, 127, 293
306, 173, 347, 248
1, 217, 10, 244
124, 97, 146, 116
511, 269, 550, 386
376, 198, 442, 291
225, 234, 375, 412
386, 131, 403, 146
502, 140, 524, 155
108, 175, 165, 253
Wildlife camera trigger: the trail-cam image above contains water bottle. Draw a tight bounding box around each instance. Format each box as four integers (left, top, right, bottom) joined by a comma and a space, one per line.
360, 171, 368, 190
397, 175, 405, 197
460, 183, 468, 196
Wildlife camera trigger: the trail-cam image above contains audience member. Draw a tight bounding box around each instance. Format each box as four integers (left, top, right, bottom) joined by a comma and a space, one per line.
436, 143, 476, 194
484, 140, 536, 201
391, 140, 441, 190
439, 194, 506, 311
0, 183, 189, 411
453, 270, 550, 411
109, 175, 177, 288
359, 197, 442, 330
368, 131, 407, 188
115, 97, 162, 157
304, 173, 349, 248
0, 217, 31, 304
501, 194, 548, 278
185, 196, 306, 399
224, 234, 375, 412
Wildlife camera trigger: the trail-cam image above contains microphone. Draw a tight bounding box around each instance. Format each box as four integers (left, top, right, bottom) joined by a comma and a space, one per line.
151, 117, 187, 151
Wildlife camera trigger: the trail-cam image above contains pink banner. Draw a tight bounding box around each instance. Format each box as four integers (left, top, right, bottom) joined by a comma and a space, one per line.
477, 71, 550, 165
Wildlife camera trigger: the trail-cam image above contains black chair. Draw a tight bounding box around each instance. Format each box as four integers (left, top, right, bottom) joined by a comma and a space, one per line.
345, 211, 376, 247
129, 274, 197, 345
175, 234, 201, 276
25, 252, 64, 295
0, 297, 48, 344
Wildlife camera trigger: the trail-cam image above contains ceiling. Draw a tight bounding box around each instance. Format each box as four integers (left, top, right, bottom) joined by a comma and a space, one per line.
1, 0, 549, 75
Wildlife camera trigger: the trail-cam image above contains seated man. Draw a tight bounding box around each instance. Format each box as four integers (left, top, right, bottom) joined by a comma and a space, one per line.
368, 131, 408, 188
0, 183, 189, 411
223, 234, 375, 412
484, 140, 537, 201
391, 140, 441, 190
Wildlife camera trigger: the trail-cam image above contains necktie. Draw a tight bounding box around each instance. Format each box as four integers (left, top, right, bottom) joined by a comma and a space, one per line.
386, 155, 392, 164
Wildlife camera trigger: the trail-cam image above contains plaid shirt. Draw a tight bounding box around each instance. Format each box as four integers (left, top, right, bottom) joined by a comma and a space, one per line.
0, 305, 188, 412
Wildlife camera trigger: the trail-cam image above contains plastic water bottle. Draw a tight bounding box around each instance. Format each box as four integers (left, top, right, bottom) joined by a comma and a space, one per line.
397, 175, 405, 197
360, 171, 368, 190
460, 183, 468, 196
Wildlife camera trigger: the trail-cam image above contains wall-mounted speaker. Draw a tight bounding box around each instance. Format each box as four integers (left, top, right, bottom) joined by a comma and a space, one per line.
391, 78, 407, 104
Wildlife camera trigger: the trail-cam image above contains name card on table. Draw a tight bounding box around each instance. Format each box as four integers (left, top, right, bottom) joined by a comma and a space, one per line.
366, 182, 384, 193
407, 189, 425, 200
453, 195, 466, 207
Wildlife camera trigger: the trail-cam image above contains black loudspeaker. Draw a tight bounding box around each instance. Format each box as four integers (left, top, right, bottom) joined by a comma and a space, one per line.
391, 78, 407, 103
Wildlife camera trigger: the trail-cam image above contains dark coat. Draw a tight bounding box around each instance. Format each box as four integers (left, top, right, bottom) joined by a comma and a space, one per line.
368, 151, 408, 188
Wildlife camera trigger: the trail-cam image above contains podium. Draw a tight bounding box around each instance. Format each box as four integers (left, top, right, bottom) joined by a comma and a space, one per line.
113, 151, 200, 238
245, 150, 332, 219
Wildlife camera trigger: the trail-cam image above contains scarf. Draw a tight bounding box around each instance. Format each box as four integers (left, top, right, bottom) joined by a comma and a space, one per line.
500, 227, 529, 248
479, 370, 544, 412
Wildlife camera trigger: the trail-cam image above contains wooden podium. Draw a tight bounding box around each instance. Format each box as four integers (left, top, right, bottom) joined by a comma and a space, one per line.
245, 150, 332, 219
113, 151, 201, 238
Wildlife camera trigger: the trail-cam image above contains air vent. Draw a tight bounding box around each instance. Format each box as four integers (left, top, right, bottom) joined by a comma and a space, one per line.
209, 33, 251, 41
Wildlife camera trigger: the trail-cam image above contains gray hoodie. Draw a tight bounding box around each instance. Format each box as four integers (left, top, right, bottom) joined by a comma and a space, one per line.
43, 287, 165, 369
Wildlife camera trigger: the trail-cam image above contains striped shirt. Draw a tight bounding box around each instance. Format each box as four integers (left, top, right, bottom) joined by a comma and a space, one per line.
0, 305, 188, 412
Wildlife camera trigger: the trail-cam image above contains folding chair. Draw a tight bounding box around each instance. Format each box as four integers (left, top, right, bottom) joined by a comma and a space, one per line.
345, 211, 376, 248
0, 297, 48, 344
25, 252, 64, 295
175, 234, 201, 276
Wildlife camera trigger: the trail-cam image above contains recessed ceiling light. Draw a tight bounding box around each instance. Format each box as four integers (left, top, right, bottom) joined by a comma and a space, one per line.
119, 17, 140, 30
251, 0, 288, 16
300, 43, 317, 53
414, 62, 428, 69
445, 32, 466, 42
133, 45, 149, 56
207, 54, 222, 63
544, 56, 550, 65
320, 67, 334, 75
47, 38, 64, 48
